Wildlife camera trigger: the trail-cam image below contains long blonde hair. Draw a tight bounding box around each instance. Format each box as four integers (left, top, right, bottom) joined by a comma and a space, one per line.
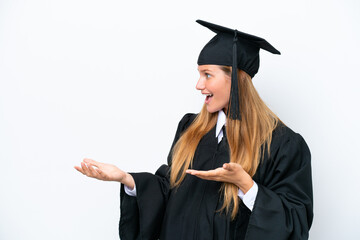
170, 66, 283, 219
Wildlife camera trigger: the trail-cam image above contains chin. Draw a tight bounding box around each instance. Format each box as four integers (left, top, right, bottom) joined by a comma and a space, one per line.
206, 106, 221, 114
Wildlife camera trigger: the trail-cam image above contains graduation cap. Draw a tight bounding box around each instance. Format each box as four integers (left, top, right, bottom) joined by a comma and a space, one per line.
196, 19, 281, 120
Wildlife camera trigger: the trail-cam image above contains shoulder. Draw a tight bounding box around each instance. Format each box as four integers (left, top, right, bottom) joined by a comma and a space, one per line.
166, 113, 198, 163
177, 113, 198, 132
272, 122, 310, 150
268, 121, 311, 167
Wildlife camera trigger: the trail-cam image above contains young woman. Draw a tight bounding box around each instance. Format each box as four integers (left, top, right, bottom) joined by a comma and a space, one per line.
75, 20, 313, 240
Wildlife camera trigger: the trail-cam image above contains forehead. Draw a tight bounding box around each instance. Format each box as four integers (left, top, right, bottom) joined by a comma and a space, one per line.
197, 64, 221, 72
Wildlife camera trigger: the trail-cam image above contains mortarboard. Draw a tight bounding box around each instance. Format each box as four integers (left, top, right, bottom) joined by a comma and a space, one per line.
196, 19, 281, 120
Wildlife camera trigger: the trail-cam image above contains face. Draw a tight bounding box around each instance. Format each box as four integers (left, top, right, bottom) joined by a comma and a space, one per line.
196, 65, 231, 114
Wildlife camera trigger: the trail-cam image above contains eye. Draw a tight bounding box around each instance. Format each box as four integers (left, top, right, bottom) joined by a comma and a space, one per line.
205, 73, 211, 78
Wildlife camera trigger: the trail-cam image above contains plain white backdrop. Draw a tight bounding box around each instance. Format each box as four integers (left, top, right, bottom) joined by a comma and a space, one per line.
1, 0, 359, 239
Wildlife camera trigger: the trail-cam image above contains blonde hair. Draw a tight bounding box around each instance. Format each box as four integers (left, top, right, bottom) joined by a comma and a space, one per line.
170, 67, 283, 219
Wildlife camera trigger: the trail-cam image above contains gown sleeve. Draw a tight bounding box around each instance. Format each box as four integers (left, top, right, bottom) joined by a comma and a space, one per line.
244, 131, 313, 240
119, 113, 196, 240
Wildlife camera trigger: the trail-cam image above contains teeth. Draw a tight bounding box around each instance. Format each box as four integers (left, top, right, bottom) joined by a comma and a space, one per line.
204, 94, 213, 97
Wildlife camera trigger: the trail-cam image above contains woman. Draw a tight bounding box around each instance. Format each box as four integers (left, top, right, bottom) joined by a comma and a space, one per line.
75, 20, 313, 240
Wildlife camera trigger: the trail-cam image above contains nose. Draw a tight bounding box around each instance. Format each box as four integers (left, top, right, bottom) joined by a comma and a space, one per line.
196, 76, 205, 90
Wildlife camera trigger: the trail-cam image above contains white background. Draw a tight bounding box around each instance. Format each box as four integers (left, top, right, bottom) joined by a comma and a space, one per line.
1, 0, 359, 239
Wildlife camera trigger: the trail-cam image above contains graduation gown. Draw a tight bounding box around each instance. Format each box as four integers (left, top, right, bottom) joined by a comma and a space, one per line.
119, 113, 313, 240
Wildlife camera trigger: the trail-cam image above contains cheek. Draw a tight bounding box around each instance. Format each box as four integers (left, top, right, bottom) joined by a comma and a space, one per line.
217, 83, 231, 100
224, 81, 231, 99
221, 89, 230, 103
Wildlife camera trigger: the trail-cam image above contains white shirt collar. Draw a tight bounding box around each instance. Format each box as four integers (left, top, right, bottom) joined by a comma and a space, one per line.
216, 110, 226, 138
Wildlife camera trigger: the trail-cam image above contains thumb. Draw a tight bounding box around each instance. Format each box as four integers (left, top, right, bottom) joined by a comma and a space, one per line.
223, 163, 232, 171
223, 162, 238, 171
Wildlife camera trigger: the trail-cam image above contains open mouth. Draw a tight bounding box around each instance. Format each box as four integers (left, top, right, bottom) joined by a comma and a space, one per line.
204, 94, 213, 103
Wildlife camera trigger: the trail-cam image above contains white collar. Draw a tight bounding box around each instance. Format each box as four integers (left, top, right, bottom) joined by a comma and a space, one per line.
215, 110, 226, 138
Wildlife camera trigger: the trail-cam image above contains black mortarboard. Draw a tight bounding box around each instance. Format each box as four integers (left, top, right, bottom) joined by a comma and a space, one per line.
196, 19, 281, 120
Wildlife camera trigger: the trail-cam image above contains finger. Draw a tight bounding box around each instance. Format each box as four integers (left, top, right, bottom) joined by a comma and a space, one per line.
192, 173, 223, 182
224, 162, 240, 171
74, 166, 85, 174
87, 164, 100, 178
194, 171, 233, 182
189, 170, 218, 178
186, 169, 205, 175
83, 158, 100, 168
186, 169, 204, 176
188, 172, 215, 180
81, 162, 91, 176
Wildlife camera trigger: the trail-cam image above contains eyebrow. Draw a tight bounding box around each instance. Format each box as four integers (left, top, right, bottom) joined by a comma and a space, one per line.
197, 68, 213, 72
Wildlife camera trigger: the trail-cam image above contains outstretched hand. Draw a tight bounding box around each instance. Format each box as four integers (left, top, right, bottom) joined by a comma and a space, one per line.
186, 163, 254, 194
74, 158, 135, 189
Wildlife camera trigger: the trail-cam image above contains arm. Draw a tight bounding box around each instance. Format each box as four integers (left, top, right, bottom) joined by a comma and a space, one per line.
74, 113, 197, 240
120, 113, 197, 240
186, 132, 313, 239
186, 162, 257, 210
245, 133, 313, 240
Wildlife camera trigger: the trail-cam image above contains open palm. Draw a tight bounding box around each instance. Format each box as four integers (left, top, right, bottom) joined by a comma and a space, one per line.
74, 158, 126, 182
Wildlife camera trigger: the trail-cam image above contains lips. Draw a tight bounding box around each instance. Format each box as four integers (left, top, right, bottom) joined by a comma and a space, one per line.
205, 94, 213, 104
202, 92, 213, 104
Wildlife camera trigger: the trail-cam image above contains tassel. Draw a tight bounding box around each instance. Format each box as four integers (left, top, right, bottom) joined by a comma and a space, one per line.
227, 30, 242, 120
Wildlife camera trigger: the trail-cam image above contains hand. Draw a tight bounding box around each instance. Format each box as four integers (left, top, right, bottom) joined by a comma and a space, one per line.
74, 158, 135, 189
186, 163, 254, 194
